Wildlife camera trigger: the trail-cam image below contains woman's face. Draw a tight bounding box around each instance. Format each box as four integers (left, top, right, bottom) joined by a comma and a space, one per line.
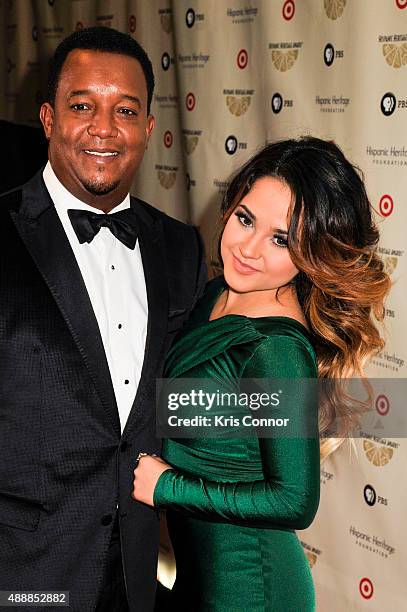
221, 176, 298, 294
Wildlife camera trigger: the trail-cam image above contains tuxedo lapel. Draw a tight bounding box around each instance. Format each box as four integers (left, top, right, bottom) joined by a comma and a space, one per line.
123, 198, 169, 438
10, 172, 121, 436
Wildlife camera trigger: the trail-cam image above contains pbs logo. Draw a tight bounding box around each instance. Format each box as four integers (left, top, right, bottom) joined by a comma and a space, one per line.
225, 135, 238, 155
380, 92, 396, 116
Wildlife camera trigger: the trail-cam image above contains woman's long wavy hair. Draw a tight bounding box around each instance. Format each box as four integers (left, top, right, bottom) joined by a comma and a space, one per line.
219, 137, 391, 461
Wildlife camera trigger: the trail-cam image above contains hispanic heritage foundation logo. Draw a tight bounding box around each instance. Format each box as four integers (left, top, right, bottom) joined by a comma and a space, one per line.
324, 0, 347, 20
226, 6, 259, 24
269, 41, 303, 71
350, 525, 395, 559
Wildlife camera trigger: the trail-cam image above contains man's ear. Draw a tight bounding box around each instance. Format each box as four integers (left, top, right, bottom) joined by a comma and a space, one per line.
39, 103, 54, 140
145, 114, 155, 148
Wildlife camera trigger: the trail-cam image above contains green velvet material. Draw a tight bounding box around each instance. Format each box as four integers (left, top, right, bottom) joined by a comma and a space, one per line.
154, 276, 320, 611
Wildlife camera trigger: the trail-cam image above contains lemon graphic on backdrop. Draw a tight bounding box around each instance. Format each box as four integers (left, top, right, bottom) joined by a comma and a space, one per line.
160, 15, 172, 33
324, 0, 347, 20
363, 440, 393, 466
184, 136, 199, 155
226, 96, 251, 116
384, 256, 398, 275
158, 171, 176, 189
271, 50, 298, 72
382, 43, 407, 68
305, 552, 317, 568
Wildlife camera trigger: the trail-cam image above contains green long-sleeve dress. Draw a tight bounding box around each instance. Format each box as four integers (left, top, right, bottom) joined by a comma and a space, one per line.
154, 276, 320, 611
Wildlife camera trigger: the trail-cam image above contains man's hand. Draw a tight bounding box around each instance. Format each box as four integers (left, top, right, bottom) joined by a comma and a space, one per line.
132, 455, 173, 507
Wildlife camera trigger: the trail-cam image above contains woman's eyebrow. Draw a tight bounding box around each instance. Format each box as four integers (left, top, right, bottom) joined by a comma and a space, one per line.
238, 204, 288, 235
239, 204, 256, 221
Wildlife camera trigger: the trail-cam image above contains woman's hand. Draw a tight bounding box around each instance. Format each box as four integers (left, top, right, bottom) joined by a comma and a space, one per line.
132, 455, 173, 507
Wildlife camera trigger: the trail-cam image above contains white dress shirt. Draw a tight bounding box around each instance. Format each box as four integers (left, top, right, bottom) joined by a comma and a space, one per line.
43, 162, 148, 432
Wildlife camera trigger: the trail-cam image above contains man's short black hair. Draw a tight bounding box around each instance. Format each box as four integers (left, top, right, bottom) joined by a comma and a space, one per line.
47, 26, 155, 114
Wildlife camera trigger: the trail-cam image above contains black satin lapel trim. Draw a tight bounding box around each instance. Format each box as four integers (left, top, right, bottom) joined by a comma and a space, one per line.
10, 203, 121, 437
123, 215, 169, 437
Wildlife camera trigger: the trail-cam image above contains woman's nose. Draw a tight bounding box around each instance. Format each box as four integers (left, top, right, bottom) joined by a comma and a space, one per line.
239, 234, 262, 259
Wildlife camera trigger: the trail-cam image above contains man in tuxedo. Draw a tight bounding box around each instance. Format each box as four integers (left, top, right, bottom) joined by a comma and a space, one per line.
0, 27, 205, 611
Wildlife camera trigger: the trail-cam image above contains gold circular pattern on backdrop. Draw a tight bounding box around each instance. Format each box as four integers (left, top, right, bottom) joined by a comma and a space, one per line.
184, 136, 199, 155
324, 0, 347, 20
271, 49, 298, 72
382, 43, 407, 68
157, 171, 177, 189
160, 15, 172, 34
363, 440, 394, 466
384, 256, 398, 275
226, 95, 251, 116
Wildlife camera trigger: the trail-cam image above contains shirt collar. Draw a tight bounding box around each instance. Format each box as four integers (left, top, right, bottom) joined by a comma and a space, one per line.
42, 161, 131, 215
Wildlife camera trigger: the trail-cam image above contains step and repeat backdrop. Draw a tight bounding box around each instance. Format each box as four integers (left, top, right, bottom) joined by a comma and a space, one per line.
0, 0, 406, 609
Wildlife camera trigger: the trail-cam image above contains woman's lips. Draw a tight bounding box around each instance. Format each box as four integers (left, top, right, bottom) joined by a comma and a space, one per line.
232, 254, 259, 275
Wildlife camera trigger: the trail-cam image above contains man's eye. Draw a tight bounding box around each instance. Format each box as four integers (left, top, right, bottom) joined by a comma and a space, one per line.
118, 108, 137, 116
70, 103, 89, 111
235, 211, 252, 227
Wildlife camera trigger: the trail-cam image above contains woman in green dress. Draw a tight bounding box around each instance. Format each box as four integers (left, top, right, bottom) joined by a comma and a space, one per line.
133, 138, 390, 611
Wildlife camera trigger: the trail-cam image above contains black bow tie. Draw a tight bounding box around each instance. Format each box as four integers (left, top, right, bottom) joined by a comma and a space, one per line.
68, 208, 138, 250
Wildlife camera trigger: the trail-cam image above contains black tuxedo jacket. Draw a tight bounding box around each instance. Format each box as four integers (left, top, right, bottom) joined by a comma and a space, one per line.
0, 170, 206, 611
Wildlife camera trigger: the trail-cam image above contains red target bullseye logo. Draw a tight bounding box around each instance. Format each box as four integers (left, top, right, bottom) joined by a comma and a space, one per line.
237, 49, 248, 69
129, 15, 136, 33
282, 0, 296, 20
379, 194, 394, 217
163, 130, 173, 148
186, 92, 196, 111
375, 394, 390, 416
359, 578, 374, 600
396, 0, 407, 9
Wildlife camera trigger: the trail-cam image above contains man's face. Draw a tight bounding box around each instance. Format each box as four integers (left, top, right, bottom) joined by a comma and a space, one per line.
40, 49, 155, 211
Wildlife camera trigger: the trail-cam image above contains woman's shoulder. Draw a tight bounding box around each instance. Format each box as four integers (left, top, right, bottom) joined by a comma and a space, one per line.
244, 318, 317, 376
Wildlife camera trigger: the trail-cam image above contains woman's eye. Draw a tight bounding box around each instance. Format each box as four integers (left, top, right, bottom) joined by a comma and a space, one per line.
235, 211, 252, 227
272, 235, 288, 248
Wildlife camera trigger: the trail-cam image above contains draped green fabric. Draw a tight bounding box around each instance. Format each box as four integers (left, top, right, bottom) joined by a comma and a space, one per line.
154, 276, 320, 611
